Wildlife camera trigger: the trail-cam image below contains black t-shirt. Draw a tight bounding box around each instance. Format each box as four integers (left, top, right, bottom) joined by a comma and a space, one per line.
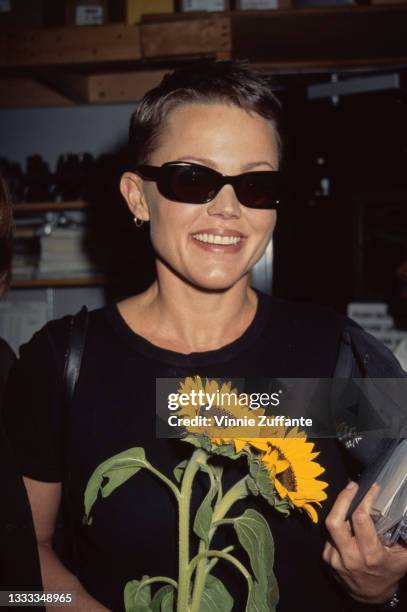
4, 292, 363, 612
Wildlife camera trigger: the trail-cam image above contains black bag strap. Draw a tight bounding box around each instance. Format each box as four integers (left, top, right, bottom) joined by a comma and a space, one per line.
59, 305, 89, 571
63, 306, 89, 403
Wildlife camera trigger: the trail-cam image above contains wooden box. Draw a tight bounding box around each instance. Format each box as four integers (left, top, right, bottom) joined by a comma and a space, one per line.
8, 23, 141, 66
47, 69, 168, 103
140, 14, 231, 58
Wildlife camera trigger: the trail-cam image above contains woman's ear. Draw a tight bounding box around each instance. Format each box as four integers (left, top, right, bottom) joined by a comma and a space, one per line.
120, 172, 150, 222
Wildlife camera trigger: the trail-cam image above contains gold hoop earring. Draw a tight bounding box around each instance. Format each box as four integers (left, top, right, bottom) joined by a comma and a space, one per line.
134, 217, 144, 227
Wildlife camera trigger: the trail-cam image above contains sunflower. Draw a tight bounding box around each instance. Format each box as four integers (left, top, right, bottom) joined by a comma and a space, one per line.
262, 436, 328, 523
176, 377, 328, 523
176, 376, 266, 439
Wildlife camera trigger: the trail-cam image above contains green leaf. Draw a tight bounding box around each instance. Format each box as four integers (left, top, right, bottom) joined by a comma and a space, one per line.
234, 509, 279, 611
199, 574, 233, 612
124, 577, 152, 612
208, 442, 241, 460
160, 588, 174, 612
246, 476, 259, 497
193, 483, 217, 545
83, 447, 149, 525
234, 509, 274, 583
181, 434, 210, 450
173, 460, 188, 483
193, 459, 221, 544
247, 457, 290, 515
246, 580, 278, 612
151, 586, 174, 612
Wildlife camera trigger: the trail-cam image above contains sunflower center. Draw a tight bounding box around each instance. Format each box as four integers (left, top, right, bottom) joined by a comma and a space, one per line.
200, 405, 236, 419
279, 467, 297, 492
272, 446, 297, 492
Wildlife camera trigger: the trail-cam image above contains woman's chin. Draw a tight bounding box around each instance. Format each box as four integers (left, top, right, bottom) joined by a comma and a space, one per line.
187, 270, 246, 292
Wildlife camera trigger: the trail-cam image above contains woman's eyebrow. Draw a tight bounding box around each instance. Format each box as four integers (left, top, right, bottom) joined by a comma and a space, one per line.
243, 161, 276, 171
176, 156, 276, 171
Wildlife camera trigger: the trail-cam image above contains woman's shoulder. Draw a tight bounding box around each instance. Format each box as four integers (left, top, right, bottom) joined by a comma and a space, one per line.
262, 293, 347, 330
16, 304, 111, 367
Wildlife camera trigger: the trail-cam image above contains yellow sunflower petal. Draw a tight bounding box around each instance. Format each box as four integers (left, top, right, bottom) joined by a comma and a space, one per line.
234, 439, 247, 453
302, 503, 319, 524
275, 478, 289, 499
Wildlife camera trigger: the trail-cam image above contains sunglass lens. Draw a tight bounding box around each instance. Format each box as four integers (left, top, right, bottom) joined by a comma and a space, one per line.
160, 165, 217, 204
237, 173, 281, 209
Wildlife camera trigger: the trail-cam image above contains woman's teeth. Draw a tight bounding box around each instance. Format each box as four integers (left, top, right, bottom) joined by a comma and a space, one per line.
192, 233, 241, 245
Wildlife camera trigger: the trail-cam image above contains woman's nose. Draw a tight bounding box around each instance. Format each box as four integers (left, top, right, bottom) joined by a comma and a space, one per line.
206, 184, 241, 219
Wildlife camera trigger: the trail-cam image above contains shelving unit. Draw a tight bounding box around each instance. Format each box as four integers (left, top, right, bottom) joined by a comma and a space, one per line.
11, 276, 105, 288
1, 6, 407, 106
13, 200, 88, 212
11, 200, 103, 289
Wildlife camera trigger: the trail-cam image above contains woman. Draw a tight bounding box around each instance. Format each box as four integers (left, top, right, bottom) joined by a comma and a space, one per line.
0, 176, 44, 603
3, 61, 407, 611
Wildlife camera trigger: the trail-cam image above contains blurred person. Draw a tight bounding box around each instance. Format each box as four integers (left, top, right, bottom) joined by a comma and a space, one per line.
0, 175, 44, 602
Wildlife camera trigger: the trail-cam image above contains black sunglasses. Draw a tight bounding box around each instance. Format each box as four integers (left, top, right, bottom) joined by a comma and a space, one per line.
134, 162, 282, 210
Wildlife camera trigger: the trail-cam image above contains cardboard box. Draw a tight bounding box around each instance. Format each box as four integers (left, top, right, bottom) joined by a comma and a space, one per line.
111, 0, 174, 24
8, 23, 141, 66
46, 69, 168, 103
0, 0, 44, 28
179, 0, 229, 10
236, 0, 290, 8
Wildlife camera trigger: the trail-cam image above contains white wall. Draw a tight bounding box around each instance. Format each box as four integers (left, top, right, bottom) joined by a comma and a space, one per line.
0, 102, 136, 169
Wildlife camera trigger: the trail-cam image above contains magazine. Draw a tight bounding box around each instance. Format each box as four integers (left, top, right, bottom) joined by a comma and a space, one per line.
370, 439, 407, 545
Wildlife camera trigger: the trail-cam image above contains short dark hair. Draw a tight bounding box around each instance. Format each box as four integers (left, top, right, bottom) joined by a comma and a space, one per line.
0, 176, 13, 295
129, 60, 282, 168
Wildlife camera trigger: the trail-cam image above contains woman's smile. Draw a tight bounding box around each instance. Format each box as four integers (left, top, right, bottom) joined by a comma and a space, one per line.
191, 227, 247, 253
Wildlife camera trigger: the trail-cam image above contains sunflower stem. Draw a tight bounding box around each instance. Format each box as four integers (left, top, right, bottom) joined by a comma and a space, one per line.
189, 476, 249, 611
137, 576, 178, 589
177, 448, 207, 612
210, 476, 249, 538
189, 540, 207, 612
205, 545, 234, 574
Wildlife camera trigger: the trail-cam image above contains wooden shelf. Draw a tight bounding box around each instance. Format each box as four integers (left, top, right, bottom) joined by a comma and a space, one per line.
140, 6, 407, 68
13, 200, 88, 212
1, 6, 407, 107
11, 275, 105, 288
5, 23, 141, 67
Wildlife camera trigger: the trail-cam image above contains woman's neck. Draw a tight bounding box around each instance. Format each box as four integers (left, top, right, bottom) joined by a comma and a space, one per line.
118, 273, 258, 354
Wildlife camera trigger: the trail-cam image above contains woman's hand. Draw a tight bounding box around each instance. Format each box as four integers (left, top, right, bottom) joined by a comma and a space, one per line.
323, 481, 407, 605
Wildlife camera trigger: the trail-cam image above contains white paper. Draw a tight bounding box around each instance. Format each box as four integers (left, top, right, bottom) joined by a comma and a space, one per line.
239, 0, 278, 8
182, 0, 227, 11
76, 5, 104, 26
